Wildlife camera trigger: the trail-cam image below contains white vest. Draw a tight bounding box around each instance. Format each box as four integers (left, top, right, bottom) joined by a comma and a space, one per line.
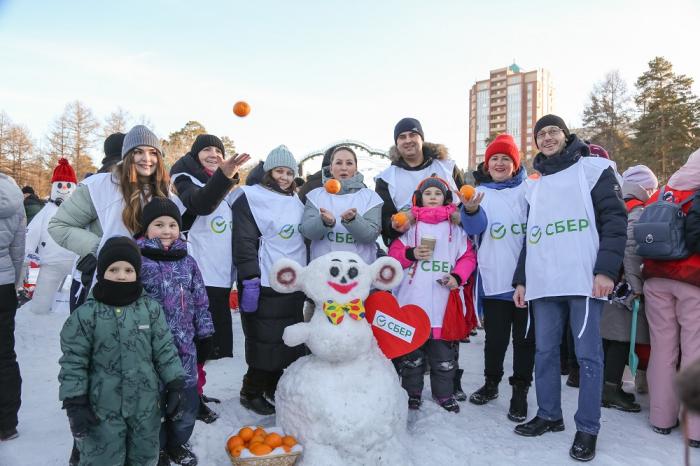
376, 159, 458, 211
242, 185, 307, 287
305, 187, 382, 265
393, 220, 468, 328
171, 173, 236, 288
477, 183, 528, 296
82, 173, 132, 252
25, 202, 77, 265
524, 158, 614, 301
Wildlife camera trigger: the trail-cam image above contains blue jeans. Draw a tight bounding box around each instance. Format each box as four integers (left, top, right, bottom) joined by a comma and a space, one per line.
160, 386, 199, 449
532, 296, 603, 435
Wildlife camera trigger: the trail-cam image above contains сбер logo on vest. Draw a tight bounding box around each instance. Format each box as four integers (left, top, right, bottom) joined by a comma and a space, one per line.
210, 215, 230, 234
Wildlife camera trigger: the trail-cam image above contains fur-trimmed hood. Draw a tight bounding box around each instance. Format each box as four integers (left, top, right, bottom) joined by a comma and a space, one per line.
387, 142, 450, 166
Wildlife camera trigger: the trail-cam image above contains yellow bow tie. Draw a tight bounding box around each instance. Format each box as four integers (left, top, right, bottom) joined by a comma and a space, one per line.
322, 299, 365, 325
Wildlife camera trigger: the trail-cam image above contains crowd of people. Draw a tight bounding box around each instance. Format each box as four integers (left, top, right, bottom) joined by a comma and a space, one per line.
0, 113, 698, 465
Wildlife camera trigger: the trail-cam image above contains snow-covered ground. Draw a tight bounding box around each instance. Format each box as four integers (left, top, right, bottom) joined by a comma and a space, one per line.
1, 305, 695, 465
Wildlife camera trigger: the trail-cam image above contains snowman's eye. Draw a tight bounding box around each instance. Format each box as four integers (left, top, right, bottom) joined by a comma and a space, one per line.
348, 267, 358, 279
330, 266, 340, 277
66, 183, 72, 189
57, 182, 63, 189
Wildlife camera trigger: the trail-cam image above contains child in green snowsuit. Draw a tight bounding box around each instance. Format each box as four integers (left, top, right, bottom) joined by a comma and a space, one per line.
58, 236, 186, 466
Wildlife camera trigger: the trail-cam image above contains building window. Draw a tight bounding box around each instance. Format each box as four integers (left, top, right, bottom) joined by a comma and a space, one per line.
507, 85, 522, 141
476, 89, 490, 155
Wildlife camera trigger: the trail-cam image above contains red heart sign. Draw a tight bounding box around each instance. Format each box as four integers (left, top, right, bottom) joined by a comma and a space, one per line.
364, 291, 431, 359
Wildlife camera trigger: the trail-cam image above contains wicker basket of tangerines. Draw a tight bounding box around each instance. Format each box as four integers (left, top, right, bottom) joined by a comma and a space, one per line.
226, 426, 302, 466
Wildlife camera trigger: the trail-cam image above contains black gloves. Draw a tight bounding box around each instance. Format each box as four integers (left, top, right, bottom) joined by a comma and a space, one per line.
165, 379, 186, 421
63, 395, 99, 439
196, 337, 213, 365
76, 253, 98, 289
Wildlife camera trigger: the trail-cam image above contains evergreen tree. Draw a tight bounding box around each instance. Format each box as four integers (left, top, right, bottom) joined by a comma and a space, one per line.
161, 120, 207, 166
632, 57, 700, 181
582, 70, 633, 168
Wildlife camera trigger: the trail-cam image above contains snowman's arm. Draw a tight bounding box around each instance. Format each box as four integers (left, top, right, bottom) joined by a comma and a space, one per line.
283, 322, 310, 347
24, 207, 45, 258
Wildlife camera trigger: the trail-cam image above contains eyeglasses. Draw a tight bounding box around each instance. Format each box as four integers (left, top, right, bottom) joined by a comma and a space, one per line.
536, 128, 563, 140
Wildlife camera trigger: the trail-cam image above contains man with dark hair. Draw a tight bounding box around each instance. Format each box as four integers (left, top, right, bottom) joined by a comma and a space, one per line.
512, 114, 627, 461
21, 186, 44, 225
375, 118, 464, 246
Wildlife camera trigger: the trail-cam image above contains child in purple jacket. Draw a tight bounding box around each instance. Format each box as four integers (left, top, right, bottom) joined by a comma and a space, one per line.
137, 197, 214, 466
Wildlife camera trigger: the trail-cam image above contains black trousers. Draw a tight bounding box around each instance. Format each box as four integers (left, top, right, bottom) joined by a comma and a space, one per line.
241, 367, 283, 397
482, 298, 535, 385
396, 339, 457, 399
603, 339, 628, 385
206, 286, 233, 359
69, 279, 87, 313
560, 317, 580, 370
0, 284, 21, 431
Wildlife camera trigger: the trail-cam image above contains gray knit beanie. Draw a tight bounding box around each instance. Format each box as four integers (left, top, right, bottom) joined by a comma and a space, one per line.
122, 125, 162, 157
263, 145, 297, 176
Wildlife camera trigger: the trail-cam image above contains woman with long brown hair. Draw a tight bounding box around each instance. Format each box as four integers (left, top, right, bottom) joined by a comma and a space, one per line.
49, 125, 170, 296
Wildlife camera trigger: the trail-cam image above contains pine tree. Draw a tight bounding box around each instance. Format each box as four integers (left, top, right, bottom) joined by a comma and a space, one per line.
582, 70, 633, 168
161, 121, 207, 166
632, 57, 700, 181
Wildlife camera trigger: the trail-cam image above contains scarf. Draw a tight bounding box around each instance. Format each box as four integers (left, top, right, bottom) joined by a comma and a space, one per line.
92, 280, 143, 307
411, 204, 456, 224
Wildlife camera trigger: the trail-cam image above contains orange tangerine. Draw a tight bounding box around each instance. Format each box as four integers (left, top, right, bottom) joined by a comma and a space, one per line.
227, 436, 244, 451
282, 435, 297, 447
392, 211, 409, 228
282, 445, 292, 453
249, 443, 273, 456
253, 427, 266, 436
459, 185, 476, 201
238, 427, 254, 442
325, 179, 341, 194
233, 101, 251, 117
250, 435, 265, 445
264, 433, 283, 448
230, 444, 244, 457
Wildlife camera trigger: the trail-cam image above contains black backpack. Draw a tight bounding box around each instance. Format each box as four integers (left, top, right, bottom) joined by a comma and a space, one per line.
634, 186, 694, 260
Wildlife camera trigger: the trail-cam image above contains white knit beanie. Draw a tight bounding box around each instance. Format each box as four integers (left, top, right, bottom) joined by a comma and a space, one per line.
622, 165, 658, 191
263, 145, 297, 176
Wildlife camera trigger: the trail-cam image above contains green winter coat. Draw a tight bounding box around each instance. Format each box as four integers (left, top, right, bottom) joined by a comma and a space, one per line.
58, 291, 185, 419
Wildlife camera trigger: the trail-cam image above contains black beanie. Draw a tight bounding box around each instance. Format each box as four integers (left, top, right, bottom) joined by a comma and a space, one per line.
190, 134, 226, 161
103, 133, 126, 160
394, 118, 424, 144
415, 177, 450, 206
533, 114, 570, 147
22, 186, 35, 195
97, 236, 142, 280
141, 197, 182, 235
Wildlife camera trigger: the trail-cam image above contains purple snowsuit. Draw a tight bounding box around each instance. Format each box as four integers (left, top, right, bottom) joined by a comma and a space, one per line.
138, 237, 213, 388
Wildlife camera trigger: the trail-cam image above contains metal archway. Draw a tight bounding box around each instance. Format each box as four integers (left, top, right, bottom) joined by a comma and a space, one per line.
297, 139, 389, 177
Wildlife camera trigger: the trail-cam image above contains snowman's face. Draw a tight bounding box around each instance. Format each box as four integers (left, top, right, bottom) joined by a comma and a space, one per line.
51, 181, 75, 202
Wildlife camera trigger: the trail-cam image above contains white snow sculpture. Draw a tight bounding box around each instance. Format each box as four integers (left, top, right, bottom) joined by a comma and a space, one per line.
269, 251, 414, 466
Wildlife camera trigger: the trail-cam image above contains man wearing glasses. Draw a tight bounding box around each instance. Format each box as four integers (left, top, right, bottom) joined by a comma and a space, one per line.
512, 114, 627, 461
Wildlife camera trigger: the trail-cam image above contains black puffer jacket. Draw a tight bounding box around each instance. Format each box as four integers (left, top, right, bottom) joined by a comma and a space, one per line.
686, 191, 700, 254
170, 152, 238, 230
231, 191, 306, 371
375, 142, 464, 245
512, 135, 627, 286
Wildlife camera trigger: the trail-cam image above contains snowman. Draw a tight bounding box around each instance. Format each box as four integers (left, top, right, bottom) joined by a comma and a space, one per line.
269, 251, 414, 466
24, 158, 78, 314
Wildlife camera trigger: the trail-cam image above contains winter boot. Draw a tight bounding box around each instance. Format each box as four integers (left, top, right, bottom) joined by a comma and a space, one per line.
435, 396, 460, 413
240, 393, 275, 416
566, 366, 580, 388
408, 394, 422, 410
635, 369, 648, 394
0, 428, 17, 441
168, 443, 198, 466
158, 450, 171, 466
453, 369, 467, 402
569, 431, 597, 462
196, 396, 219, 423
469, 378, 499, 405
508, 381, 529, 422
514, 416, 565, 437
69, 442, 80, 466
601, 382, 640, 413
690, 440, 700, 448
652, 420, 680, 435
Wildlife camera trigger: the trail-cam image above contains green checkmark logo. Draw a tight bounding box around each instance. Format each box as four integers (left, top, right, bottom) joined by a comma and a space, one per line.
210, 215, 228, 234
490, 222, 506, 240
528, 226, 542, 244
278, 224, 295, 239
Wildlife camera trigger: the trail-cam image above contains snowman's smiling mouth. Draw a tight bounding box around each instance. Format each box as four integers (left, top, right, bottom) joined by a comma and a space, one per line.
327, 281, 358, 294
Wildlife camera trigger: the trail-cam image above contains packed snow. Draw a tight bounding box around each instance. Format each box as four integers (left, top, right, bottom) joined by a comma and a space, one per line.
0, 303, 696, 465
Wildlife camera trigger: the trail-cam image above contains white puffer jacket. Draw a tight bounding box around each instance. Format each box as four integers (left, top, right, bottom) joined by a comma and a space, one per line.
0, 174, 26, 286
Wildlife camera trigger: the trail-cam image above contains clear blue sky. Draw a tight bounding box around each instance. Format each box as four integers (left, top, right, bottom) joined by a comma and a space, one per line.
1, 0, 699, 168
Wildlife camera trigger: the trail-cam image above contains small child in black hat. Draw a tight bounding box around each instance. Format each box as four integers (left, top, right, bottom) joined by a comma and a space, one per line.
58, 236, 186, 466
